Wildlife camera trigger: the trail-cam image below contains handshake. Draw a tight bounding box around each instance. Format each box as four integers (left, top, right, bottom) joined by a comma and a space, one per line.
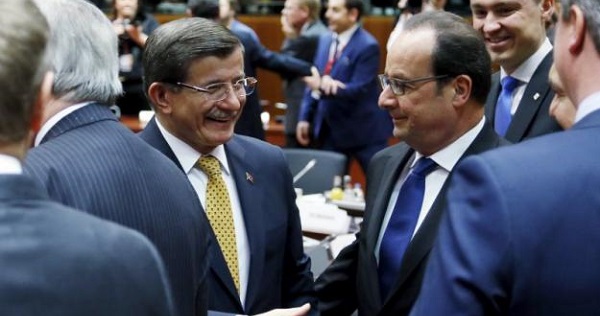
303, 66, 346, 97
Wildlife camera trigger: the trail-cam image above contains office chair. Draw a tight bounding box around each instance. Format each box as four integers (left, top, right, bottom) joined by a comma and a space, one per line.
282, 148, 347, 195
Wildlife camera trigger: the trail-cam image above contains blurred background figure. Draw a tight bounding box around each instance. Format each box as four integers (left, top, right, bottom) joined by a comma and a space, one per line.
112, 0, 159, 116
280, 0, 327, 147
548, 63, 575, 129
386, 0, 445, 51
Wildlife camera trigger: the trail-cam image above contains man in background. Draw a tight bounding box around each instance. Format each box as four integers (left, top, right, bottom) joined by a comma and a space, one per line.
316, 11, 506, 316
140, 18, 315, 316
472, 0, 562, 141
298, 0, 392, 173
0, 0, 173, 314
412, 0, 600, 314
280, 0, 327, 147
23, 1, 210, 315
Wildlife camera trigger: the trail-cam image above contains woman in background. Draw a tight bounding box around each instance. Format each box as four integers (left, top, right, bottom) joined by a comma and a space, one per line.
112, 0, 158, 116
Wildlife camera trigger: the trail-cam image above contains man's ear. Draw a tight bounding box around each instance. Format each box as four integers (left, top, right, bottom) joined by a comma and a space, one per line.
147, 82, 174, 115
451, 74, 472, 107
568, 5, 586, 56
31, 71, 54, 134
541, 0, 555, 22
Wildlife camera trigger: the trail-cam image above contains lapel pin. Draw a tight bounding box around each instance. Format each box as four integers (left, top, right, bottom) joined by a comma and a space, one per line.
246, 172, 254, 184
533, 93, 540, 101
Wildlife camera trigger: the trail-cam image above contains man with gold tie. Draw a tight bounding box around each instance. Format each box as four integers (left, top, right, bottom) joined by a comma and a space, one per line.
140, 18, 316, 316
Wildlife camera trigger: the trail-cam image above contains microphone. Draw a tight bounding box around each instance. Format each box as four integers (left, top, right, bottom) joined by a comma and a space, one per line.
293, 159, 317, 184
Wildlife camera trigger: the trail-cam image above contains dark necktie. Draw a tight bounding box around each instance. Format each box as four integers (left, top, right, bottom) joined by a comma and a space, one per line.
378, 157, 438, 299
494, 76, 520, 136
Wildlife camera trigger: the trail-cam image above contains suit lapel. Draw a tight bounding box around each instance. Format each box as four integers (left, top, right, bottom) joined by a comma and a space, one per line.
505, 52, 554, 141
383, 122, 505, 307
224, 137, 265, 311
485, 73, 501, 123
141, 120, 245, 310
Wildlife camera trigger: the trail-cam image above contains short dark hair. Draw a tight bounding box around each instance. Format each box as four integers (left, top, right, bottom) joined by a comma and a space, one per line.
345, 0, 365, 21
142, 18, 242, 101
560, 0, 600, 53
0, 0, 48, 143
404, 11, 492, 105
188, 0, 219, 19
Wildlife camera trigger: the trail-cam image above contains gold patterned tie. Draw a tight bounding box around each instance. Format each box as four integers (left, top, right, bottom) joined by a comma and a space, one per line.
197, 155, 240, 292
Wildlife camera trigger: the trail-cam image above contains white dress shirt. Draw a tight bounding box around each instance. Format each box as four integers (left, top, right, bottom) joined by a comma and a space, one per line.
156, 120, 250, 307
500, 38, 553, 115
0, 154, 22, 174
375, 118, 486, 261
575, 91, 600, 123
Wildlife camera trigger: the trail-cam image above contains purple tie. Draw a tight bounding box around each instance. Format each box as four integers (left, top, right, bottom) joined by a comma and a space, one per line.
494, 76, 520, 136
378, 157, 438, 299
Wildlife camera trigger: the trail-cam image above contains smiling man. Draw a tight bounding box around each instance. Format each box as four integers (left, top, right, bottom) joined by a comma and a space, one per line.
471, 0, 563, 141
140, 18, 316, 316
315, 11, 507, 316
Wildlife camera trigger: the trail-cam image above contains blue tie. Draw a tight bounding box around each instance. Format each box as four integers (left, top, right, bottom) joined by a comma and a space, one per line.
494, 76, 520, 136
378, 157, 438, 299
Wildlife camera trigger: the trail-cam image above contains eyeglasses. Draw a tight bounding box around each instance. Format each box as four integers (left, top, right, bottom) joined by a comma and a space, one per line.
173, 77, 258, 102
378, 74, 448, 96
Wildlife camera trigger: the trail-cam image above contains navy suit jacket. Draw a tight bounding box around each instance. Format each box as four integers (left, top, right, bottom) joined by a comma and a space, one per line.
412, 110, 600, 315
24, 104, 210, 316
0, 174, 173, 315
299, 27, 392, 149
316, 121, 507, 316
140, 118, 316, 315
230, 20, 312, 141
485, 52, 562, 142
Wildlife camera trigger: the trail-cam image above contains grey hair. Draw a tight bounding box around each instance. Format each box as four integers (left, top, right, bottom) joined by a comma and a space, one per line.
34, 0, 122, 105
560, 0, 600, 53
0, 0, 48, 143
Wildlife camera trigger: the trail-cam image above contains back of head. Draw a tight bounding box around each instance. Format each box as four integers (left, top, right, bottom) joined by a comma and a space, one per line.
188, 0, 220, 19
34, 0, 122, 105
143, 18, 241, 102
560, 0, 600, 53
404, 11, 491, 105
0, 0, 48, 144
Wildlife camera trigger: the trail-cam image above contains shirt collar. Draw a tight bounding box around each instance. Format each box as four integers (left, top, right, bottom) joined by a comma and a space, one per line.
575, 91, 600, 123
0, 154, 22, 174
501, 37, 552, 84
414, 117, 486, 172
155, 119, 231, 176
34, 102, 91, 147
335, 23, 359, 49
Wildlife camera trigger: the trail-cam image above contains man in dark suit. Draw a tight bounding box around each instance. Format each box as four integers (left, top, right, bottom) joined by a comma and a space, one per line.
412, 1, 600, 314
140, 18, 315, 316
192, 0, 313, 141
472, 0, 562, 142
316, 12, 507, 316
280, 0, 328, 147
298, 0, 393, 173
0, 0, 173, 314
23, 1, 210, 315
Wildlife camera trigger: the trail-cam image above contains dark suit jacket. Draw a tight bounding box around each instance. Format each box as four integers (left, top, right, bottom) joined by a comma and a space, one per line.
24, 104, 210, 316
316, 121, 507, 316
140, 118, 317, 315
281, 20, 328, 138
485, 52, 562, 142
230, 20, 313, 141
0, 174, 173, 315
412, 110, 600, 315
299, 27, 392, 149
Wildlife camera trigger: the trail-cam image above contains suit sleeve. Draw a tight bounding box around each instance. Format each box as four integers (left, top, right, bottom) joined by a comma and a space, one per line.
410, 156, 512, 316
315, 237, 359, 316
246, 29, 312, 77
321, 42, 380, 102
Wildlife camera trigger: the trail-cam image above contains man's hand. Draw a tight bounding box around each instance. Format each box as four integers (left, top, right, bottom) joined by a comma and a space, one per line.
296, 121, 311, 146
303, 66, 321, 91
255, 303, 310, 316
319, 75, 346, 95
